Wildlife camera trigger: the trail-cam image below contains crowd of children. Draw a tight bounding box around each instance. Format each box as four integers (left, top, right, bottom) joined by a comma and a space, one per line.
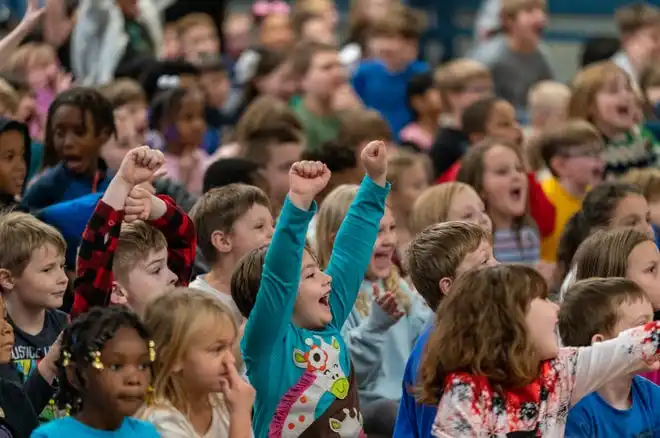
1, 0, 660, 436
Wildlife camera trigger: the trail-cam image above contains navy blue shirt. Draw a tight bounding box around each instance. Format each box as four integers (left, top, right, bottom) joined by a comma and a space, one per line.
565, 375, 660, 437
393, 324, 437, 438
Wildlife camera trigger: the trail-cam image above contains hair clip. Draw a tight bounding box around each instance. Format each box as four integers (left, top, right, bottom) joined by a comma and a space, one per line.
90, 351, 104, 370
148, 340, 156, 362
62, 351, 71, 367
146, 385, 154, 405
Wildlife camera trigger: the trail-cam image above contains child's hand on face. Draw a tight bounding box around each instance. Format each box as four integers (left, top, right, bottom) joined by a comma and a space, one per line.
288, 160, 331, 210
220, 362, 255, 417
360, 140, 388, 187
117, 146, 164, 187
372, 284, 404, 322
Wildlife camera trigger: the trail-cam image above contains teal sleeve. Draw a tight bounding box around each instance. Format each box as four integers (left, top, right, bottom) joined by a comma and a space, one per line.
327, 176, 390, 327
241, 196, 316, 362
342, 303, 395, 385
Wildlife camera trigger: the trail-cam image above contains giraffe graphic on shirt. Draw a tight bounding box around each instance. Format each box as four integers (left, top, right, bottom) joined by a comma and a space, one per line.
269, 336, 361, 438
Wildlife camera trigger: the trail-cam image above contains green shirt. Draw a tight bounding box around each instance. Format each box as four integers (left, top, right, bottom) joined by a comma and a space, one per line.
291, 98, 340, 152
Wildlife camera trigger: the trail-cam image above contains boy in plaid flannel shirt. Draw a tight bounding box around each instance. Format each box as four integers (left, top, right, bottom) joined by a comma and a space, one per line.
71, 146, 196, 319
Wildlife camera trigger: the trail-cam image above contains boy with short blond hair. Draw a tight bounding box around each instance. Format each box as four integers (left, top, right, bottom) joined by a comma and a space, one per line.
189, 184, 273, 325
561, 277, 660, 437
0, 212, 67, 419
470, 0, 553, 110
430, 59, 493, 179
536, 120, 604, 262
72, 146, 196, 319
353, 5, 429, 137
613, 2, 660, 85
176, 12, 221, 65
394, 221, 496, 438
527, 80, 571, 139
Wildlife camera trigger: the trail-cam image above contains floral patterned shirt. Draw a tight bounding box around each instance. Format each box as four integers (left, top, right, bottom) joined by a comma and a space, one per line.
432, 321, 660, 437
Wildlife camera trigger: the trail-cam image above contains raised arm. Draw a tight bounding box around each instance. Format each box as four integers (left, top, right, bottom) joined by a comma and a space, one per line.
326, 141, 390, 326
72, 147, 164, 316
568, 320, 660, 406
143, 194, 196, 286
0, 0, 45, 61
242, 161, 330, 361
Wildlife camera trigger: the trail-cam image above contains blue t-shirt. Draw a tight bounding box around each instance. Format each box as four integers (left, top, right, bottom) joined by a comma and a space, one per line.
351, 60, 429, 139
565, 375, 660, 437
31, 416, 159, 437
393, 324, 437, 438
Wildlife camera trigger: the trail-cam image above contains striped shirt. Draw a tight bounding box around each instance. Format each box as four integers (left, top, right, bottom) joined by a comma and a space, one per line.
493, 226, 540, 264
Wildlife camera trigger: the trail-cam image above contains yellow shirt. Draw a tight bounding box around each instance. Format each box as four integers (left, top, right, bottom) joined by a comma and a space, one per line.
540, 177, 583, 262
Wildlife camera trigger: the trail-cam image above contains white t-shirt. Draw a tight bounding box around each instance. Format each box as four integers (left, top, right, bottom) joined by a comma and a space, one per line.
143, 397, 230, 438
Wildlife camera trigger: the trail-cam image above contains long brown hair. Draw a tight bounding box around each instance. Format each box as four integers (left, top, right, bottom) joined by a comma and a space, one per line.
417, 264, 547, 405
456, 139, 535, 246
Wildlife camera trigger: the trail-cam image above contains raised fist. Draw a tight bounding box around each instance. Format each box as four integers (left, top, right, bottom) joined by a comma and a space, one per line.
117, 146, 164, 187
288, 161, 331, 210
360, 140, 388, 186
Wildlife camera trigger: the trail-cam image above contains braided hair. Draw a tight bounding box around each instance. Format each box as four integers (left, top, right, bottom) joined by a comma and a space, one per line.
43, 87, 116, 168
54, 306, 151, 415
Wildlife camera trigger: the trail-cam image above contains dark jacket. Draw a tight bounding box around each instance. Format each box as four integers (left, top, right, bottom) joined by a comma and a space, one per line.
0, 378, 39, 438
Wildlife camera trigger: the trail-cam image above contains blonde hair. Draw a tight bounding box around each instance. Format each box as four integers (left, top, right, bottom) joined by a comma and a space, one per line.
527, 80, 571, 125
0, 212, 66, 276
5, 43, 57, 75
621, 168, 660, 203
573, 227, 652, 281
568, 62, 631, 122
409, 182, 474, 235
434, 59, 491, 109
0, 78, 19, 116
406, 221, 490, 310
114, 222, 167, 283
143, 288, 238, 416
315, 185, 409, 316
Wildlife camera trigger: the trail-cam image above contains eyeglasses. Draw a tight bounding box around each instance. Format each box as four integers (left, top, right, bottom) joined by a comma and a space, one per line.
560, 149, 602, 159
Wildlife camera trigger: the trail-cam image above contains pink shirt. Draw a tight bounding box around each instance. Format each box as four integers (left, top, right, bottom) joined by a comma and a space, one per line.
162, 149, 209, 196
399, 123, 434, 151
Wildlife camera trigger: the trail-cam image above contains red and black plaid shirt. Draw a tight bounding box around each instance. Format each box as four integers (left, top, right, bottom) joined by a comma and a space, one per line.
71, 195, 196, 317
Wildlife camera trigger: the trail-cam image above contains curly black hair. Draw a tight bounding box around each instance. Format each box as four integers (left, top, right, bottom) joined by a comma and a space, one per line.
43, 87, 116, 168
54, 306, 151, 415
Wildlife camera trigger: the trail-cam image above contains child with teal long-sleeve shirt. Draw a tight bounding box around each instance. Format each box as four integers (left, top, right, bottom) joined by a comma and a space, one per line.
231, 141, 390, 438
